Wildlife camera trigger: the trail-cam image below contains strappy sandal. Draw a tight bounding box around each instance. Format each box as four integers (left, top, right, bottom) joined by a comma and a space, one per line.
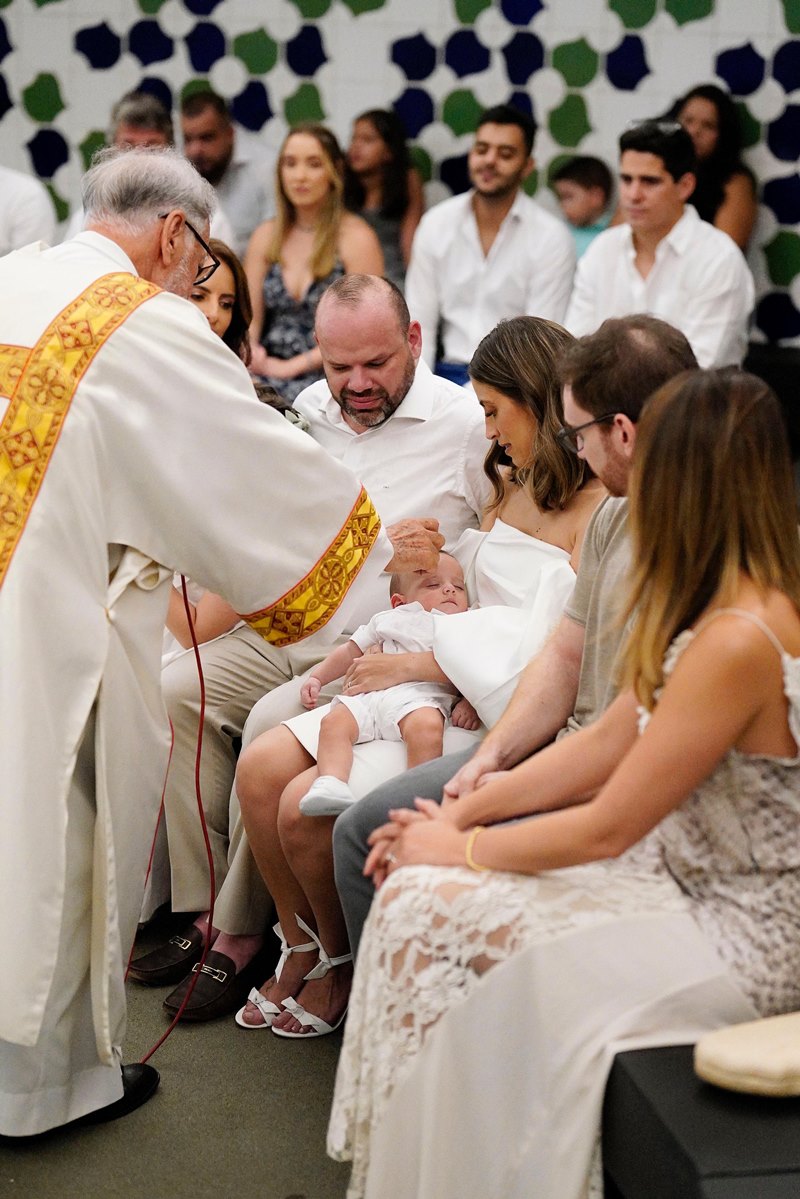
271, 920, 352, 1040
233, 919, 317, 1030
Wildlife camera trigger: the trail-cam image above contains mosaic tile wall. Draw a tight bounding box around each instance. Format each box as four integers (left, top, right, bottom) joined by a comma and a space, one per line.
1, 0, 798, 342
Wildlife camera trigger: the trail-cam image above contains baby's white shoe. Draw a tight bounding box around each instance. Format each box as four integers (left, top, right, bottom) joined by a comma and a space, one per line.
299, 776, 357, 816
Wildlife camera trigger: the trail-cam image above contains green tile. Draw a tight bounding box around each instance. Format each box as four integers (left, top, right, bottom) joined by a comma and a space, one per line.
442, 88, 483, 136
79, 129, 106, 171
22, 72, 64, 122
0, 0, 14, 9
233, 29, 278, 74
548, 94, 591, 148
522, 168, 539, 196
181, 78, 211, 101
736, 101, 760, 149
341, 0, 386, 12
137, 0, 169, 12
552, 38, 599, 87
284, 83, 325, 124
781, 0, 800, 33
409, 145, 432, 184
45, 182, 69, 224
454, 0, 492, 22
665, 0, 714, 24
288, 0, 333, 16
764, 231, 800, 286
608, 0, 657, 29
32, 0, 65, 6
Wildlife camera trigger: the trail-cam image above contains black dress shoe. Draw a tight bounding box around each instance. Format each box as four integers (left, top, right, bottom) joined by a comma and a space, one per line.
128, 925, 205, 986
71, 1064, 160, 1127
162, 949, 265, 1022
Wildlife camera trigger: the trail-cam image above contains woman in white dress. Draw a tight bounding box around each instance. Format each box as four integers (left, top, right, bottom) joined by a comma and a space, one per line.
233, 317, 606, 1036
329, 368, 800, 1199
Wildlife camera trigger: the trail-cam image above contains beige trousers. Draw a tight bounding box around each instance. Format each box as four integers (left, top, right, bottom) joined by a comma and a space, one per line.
161, 624, 334, 917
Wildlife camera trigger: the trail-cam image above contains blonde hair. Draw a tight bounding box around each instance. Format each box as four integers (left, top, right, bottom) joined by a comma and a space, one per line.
269, 123, 345, 280
621, 368, 800, 708
469, 317, 586, 513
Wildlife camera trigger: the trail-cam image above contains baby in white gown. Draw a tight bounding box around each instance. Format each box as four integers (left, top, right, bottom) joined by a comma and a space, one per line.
298, 553, 473, 816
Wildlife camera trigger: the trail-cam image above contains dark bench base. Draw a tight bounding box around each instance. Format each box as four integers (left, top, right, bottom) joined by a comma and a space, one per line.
602, 1045, 800, 1198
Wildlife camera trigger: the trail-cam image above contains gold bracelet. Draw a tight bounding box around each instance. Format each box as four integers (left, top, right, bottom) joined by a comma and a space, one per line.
465, 825, 490, 872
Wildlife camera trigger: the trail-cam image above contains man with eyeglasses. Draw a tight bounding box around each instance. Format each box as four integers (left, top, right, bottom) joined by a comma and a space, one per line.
0, 147, 439, 1137
334, 314, 698, 959
566, 120, 754, 369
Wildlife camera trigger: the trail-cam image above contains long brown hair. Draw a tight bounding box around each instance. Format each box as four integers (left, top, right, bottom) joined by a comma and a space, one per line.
621, 369, 800, 708
208, 238, 252, 366
469, 317, 587, 512
269, 123, 345, 280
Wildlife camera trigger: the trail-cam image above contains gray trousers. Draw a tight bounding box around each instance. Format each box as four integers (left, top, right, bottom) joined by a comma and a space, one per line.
332, 746, 475, 958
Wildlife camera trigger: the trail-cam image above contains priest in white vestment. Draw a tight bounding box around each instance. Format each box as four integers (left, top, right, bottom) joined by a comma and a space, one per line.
0, 147, 432, 1136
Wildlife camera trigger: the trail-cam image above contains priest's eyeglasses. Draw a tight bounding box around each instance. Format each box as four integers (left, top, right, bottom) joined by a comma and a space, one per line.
557, 413, 617, 453
158, 213, 219, 285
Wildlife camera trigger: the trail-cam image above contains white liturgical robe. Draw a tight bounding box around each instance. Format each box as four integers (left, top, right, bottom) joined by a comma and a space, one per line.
0, 232, 390, 1134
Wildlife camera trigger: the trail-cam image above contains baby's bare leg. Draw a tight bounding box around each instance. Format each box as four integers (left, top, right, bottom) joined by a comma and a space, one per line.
316, 704, 360, 782
399, 706, 446, 769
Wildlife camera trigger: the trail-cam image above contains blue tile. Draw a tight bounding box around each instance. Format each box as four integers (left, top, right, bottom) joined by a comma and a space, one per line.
501, 0, 544, 23
185, 22, 226, 73
445, 30, 490, 78
773, 40, 800, 93
286, 26, 327, 77
715, 42, 765, 96
392, 33, 436, 81
129, 20, 174, 67
74, 22, 121, 70
26, 128, 69, 178
502, 31, 544, 84
440, 152, 470, 194
606, 35, 650, 91
767, 106, 800, 162
394, 87, 435, 137
755, 292, 800, 340
762, 172, 800, 224
231, 81, 273, 132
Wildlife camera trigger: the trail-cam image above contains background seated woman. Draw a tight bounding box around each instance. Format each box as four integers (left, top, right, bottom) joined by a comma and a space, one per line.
245, 123, 383, 403
344, 108, 425, 290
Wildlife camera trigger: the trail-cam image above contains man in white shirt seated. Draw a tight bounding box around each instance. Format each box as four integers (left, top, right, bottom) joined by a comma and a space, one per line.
128, 275, 492, 1014
566, 120, 754, 368
405, 104, 576, 386
0, 163, 55, 255
180, 89, 275, 259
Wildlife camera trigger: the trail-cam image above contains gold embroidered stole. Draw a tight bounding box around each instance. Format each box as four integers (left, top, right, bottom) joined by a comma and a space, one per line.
244, 486, 381, 646
0, 272, 159, 588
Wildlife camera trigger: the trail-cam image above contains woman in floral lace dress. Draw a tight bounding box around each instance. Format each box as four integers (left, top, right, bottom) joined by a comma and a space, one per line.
328, 369, 800, 1199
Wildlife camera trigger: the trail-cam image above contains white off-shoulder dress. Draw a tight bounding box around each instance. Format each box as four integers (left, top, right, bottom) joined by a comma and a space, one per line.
328, 609, 800, 1199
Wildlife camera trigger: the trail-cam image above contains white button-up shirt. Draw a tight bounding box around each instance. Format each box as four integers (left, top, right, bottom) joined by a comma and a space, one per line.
565, 206, 754, 368
405, 190, 576, 368
294, 359, 491, 549
215, 133, 277, 258
0, 165, 55, 256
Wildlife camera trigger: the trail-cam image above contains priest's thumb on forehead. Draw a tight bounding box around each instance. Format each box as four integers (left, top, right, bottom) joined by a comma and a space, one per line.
385, 519, 445, 574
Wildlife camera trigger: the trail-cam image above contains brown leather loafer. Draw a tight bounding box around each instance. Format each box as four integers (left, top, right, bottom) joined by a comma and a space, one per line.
128, 925, 206, 986
162, 949, 265, 1022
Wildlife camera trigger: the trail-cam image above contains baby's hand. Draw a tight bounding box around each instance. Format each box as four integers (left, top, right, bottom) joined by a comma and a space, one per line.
451, 697, 480, 731
301, 676, 322, 709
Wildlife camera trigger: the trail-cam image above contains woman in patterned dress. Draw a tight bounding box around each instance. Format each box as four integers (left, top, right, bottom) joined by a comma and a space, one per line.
329, 368, 800, 1199
244, 123, 383, 403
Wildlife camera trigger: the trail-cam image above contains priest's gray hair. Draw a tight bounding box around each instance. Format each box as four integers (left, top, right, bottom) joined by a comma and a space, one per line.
82, 146, 216, 237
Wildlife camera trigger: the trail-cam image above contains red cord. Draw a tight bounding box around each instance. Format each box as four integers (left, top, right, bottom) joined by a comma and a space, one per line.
138, 575, 218, 1064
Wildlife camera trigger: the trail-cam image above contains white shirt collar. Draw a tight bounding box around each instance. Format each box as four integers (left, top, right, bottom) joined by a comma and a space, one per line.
624, 204, 696, 259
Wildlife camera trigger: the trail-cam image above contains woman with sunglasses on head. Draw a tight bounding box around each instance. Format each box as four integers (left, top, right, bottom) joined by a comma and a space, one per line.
245, 123, 383, 403
328, 368, 800, 1199
344, 109, 425, 290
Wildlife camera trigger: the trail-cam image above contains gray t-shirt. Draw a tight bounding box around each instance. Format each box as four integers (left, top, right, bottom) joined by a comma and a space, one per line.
561, 495, 630, 735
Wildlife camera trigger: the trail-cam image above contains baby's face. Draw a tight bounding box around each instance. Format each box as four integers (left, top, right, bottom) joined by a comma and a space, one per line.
404, 556, 469, 614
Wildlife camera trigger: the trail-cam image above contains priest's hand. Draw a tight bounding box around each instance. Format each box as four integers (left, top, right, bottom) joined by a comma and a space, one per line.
385, 518, 445, 574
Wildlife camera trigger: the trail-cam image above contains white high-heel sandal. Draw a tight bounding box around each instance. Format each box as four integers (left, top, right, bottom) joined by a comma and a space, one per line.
271, 919, 352, 1040
234, 920, 317, 1030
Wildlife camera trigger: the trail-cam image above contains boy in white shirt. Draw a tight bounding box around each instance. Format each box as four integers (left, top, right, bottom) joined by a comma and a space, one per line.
299, 553, 473, 815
